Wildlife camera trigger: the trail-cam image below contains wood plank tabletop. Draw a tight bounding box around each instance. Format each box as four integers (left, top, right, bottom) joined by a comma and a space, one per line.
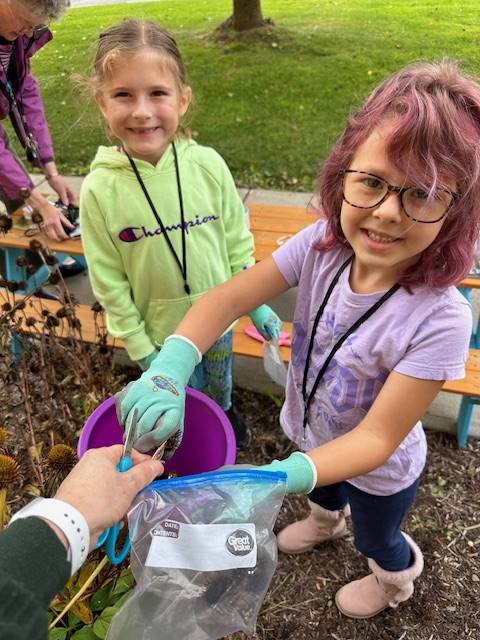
0, 224, 84, 256
457, 276, 480, 290
1, 202, 477, 290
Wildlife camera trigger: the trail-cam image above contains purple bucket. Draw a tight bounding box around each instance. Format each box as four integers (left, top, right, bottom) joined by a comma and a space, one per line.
77, 387, 236, 475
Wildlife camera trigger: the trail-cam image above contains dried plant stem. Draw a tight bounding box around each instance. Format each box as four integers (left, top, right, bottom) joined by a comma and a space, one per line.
0, 488, 7, 531
0, 288, 37, 323
49, 554, 109, 630
19, 367, 45, 490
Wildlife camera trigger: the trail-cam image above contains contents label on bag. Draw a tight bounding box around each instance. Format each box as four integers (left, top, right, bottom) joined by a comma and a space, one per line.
146, 521, 257, 570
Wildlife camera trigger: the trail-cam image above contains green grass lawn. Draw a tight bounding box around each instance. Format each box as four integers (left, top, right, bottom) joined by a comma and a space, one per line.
24, 0, 480, 191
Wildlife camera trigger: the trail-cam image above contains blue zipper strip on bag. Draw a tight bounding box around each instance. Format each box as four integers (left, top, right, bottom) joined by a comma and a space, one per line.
147, 469, 287, 492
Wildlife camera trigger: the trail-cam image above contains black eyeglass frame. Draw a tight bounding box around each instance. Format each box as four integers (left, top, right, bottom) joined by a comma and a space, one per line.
341, 169, 460, 224
32, 25, 49, 39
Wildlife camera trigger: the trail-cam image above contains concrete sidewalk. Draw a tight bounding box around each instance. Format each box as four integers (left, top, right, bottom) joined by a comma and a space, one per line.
32, 174, 480, 441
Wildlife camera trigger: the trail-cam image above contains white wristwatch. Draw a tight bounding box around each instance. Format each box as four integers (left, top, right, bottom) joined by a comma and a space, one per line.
9, 498, 90, 576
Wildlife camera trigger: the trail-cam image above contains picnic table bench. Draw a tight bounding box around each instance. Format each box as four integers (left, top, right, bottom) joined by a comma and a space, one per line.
9, 295, 293, 364
1, 202, 479, 447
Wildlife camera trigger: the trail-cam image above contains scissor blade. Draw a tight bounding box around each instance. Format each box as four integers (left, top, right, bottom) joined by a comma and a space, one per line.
123, 408, 138, 459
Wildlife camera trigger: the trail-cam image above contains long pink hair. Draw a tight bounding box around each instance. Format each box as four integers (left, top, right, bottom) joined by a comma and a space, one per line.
317, 60, 480, 288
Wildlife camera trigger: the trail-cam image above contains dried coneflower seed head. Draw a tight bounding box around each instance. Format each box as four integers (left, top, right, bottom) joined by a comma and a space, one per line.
91, 301, 103, 313
0, 214, 13, 233
44, 255, 57, 266
29, 239, 42, 252
15, 256, 27, 268
45, 315, 60, 328
25, 316, 37, 327
7, 281, 19, 292
47, 445, 76, 471
48, 272, 60, 285
0, 454, 20, 489
1, 302, 12, 312
31, 212, 43, 225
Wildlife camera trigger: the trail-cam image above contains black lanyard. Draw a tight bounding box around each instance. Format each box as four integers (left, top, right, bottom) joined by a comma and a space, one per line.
301, 255, 400, 440
125, 142, 190, 295
0, 47, 41, 166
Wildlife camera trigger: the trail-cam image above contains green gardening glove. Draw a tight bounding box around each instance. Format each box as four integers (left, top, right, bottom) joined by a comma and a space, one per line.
259, 452, 317, 494
116, 336, 201, 454
136, 349, 159, 371
249, 304, 282, 340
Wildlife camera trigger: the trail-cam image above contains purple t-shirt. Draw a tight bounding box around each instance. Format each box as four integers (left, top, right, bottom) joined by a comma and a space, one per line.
273, 221, 471, 496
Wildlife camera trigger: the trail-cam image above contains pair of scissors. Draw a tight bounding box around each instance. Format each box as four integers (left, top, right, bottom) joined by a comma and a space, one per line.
95, 408, 138, 564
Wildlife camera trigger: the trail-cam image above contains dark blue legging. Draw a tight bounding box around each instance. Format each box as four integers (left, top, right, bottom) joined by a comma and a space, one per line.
308, 477, 420, 571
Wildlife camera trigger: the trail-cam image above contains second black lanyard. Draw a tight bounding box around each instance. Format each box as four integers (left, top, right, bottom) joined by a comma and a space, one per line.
126, 142, 191, 295
301, 255, 400, 440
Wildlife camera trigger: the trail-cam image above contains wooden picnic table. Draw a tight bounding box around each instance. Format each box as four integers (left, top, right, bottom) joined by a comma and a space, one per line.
0, 203, 315, 270
0, 202, 477, 289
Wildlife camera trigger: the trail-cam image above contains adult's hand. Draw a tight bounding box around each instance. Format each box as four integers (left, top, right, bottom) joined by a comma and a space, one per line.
47, 174, 78, 207
54, 445, 163, 550
44, 161, 78, 206
26, 188, 74, 242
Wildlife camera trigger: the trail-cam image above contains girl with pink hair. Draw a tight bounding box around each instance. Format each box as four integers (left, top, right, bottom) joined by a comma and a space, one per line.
120, 59, 480, 618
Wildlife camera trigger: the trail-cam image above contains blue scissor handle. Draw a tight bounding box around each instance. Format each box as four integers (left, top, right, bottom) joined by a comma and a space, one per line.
94, 456, 133, 562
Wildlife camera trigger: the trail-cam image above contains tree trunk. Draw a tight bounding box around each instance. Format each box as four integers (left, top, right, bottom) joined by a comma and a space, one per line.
220, 0, 270, 32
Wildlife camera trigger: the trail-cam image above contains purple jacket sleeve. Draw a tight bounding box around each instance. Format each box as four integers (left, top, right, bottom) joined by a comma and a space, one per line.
0, 124, 34, 200
0, 32, 54, 201
18, 70, 54, 166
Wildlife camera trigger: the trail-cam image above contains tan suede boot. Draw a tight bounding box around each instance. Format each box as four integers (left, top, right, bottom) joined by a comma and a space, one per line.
335, 532, 423, 619
277, 501, 350, 554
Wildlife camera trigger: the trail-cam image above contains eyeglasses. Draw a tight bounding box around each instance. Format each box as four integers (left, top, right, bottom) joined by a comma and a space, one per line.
32, 25, 48, 38
342, 170, 459, 224
7, 1, 47, 38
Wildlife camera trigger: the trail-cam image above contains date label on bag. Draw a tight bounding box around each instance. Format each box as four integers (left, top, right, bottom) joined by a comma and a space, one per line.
146, 521, 257, 570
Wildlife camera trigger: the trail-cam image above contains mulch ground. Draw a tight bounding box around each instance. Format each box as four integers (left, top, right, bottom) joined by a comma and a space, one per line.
232, 389, 480, 640
1, 342, 478, 639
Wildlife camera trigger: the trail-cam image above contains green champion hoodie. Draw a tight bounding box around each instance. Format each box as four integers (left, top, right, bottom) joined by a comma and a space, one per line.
79, 138, 255, 361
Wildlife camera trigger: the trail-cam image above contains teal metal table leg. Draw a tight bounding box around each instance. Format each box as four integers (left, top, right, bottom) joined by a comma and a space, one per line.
456, 396, 477, 448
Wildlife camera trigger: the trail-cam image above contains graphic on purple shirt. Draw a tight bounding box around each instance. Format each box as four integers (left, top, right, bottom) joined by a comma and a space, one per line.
273, 220, 471, 496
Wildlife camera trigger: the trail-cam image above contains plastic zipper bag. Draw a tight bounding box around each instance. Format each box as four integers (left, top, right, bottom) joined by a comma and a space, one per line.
263, 338, 288, 387
106, 469, 287, 640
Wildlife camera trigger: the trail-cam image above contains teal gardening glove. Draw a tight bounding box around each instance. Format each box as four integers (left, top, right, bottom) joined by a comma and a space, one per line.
223, 452, 316, 520
249, 304, 282, 340
136, 349, 159, 372
259, 451, 317, 494
116, 336, 201, 455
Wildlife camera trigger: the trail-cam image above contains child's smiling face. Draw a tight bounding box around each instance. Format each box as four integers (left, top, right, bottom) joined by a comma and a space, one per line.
340, 120, 455, 292
96, 48, 191, 165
